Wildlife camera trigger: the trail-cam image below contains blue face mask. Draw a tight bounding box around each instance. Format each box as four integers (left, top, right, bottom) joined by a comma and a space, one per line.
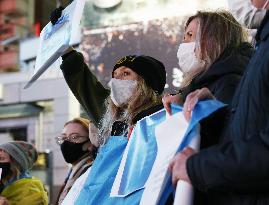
0, 162, 10, 180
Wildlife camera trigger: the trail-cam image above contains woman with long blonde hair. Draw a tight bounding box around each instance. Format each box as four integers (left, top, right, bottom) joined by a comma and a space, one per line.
163, 10, 253, 143
59, 48, 166, 203
163, 10, 253, 205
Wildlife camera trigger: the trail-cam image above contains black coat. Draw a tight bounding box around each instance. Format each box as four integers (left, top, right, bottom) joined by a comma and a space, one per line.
181, 42, 253, 149
181, 42, 253, 104
179, 42, 253, 205
187, 14, 269, 205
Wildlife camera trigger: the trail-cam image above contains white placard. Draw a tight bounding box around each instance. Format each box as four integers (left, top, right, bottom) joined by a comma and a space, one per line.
24, 0, 85, 89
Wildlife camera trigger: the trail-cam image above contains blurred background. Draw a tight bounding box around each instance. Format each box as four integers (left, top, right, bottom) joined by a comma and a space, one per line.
0, 0, 227, 203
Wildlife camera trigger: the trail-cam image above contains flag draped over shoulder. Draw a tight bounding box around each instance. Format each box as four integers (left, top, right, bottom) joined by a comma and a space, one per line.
75, 100, 225, 205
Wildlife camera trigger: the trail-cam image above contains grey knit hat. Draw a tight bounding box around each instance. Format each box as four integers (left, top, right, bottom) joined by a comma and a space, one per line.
0, 141, 38, 171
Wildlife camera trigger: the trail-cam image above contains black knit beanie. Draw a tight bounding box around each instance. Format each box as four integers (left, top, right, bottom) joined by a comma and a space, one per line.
112, 55, 166, 94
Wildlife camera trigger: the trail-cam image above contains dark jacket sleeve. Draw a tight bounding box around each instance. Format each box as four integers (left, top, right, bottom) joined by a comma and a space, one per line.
60, 50, 110, 125
211, 74, 241, 104
187, 120, 269, 194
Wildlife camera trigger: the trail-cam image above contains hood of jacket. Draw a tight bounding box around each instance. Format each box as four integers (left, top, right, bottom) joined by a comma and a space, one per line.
193, 42, 253, 86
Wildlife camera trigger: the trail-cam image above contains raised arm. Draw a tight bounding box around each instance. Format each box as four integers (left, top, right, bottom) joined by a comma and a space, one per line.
60, 50, 110, 125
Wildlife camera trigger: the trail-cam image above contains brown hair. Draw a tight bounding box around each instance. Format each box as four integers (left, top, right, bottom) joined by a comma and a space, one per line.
180, 10, 247, 88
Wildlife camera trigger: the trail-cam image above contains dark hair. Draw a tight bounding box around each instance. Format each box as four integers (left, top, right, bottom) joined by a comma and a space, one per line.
186, 10, 247, 65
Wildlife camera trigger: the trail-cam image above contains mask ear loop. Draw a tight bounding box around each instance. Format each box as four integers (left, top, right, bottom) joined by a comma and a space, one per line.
263, 0, 269, 9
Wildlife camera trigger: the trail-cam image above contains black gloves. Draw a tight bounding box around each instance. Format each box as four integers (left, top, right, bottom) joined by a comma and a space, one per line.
50, 6, 64, 25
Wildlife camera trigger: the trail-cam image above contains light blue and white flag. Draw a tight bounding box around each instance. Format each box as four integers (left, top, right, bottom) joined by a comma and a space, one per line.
111, 100, 225, 204
75, 100, 225, 205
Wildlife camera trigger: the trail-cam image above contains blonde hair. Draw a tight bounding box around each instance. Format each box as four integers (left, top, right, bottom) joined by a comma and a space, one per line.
99, 76, 162, 145
180, 10, 248, 88
64, 117, 91, 133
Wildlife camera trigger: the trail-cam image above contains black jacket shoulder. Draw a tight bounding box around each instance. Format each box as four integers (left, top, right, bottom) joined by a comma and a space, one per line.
181, 42, 253, 104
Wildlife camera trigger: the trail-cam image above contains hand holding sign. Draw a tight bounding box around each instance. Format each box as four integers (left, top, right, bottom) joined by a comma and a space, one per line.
24, 0, 85, 89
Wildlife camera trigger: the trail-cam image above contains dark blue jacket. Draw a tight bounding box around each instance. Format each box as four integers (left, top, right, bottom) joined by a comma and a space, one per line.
187, 13, 269, 205
181, 42, 253, 151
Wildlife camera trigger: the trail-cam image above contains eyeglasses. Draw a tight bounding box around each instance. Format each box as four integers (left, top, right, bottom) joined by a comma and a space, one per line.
55, 134, 89, 145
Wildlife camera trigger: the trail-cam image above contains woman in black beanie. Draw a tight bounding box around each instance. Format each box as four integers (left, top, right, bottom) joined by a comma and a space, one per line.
57, 47, 167, 203
60, 50, 166, 144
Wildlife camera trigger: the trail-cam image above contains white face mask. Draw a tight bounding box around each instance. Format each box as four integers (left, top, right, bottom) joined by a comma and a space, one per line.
108, 78, 137, 107
177, 42, 201, 74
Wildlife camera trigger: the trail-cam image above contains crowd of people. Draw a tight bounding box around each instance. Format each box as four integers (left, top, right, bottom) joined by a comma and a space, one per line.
1, 0, 269, 204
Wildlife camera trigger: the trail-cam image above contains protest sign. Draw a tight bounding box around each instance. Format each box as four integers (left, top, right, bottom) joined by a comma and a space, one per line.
24, 0, 85, 89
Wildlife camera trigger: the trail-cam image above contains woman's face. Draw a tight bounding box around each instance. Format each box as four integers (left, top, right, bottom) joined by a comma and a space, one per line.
183, 18, 199, 43
183, 17, 201, 59
113, 66, 139, 81
61, 123, 89, 144
251, 0, 269, 9
0, 149, 11, 163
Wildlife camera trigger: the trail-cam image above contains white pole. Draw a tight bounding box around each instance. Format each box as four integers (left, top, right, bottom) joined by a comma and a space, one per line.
173, 124, 201, 205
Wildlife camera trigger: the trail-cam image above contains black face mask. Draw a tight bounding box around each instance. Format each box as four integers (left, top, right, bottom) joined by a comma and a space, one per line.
0, 162, 11, 180
60, 141, 88, 163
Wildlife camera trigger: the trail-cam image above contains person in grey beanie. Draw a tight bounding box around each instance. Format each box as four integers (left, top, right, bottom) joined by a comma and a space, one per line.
0, 141, 38, 171
0, 141, 48, 205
